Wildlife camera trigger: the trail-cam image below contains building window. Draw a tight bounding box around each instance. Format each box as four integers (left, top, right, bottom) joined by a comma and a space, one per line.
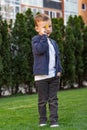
31, 8, 37, 16
52, 12, 56, 18
50, 0, 61, 2
15, 6, 19, 14
38, 9, 44, 14
56, 12, 60, 18
82, 3, 86, 11
50, 11, 52, 18
44, 10, 49, 15
21, 6, 27, 13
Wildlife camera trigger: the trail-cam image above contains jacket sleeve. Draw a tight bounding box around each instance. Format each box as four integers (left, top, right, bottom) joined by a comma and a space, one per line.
32, 35, 48, 55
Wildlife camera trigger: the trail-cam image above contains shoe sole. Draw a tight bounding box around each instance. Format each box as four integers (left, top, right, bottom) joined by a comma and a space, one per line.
50, 124, 59, 127
39, 124, 47, 127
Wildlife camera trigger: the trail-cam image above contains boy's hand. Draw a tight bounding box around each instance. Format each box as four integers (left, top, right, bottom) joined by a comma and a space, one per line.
39, 28, 47, 36
57, 72, 61, 77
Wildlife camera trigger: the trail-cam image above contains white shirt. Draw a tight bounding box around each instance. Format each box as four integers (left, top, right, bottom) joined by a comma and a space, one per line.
35, 38, 56, 81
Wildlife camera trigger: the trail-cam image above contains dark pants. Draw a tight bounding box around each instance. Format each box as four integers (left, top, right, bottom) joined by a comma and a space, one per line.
35, 76, 60, 124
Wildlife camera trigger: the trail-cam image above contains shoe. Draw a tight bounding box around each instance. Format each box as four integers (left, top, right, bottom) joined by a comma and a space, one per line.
39, 123, 47, 127
50, 124, 59, 127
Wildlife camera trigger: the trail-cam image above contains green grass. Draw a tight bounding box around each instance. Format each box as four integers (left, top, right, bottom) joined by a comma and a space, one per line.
0, 88, 87, 130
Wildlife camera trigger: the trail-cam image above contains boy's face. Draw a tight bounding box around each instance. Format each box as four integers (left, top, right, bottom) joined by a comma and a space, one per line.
35, 20, 52, 36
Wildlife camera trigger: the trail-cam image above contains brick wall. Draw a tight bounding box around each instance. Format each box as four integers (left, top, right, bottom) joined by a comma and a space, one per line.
78, 0, 87, 25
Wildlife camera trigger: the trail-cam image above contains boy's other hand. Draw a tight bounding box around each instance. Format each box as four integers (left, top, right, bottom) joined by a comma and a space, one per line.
57, 72, 61, 77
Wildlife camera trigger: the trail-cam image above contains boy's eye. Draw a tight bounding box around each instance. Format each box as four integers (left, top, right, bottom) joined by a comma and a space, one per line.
49, 25, 52, 28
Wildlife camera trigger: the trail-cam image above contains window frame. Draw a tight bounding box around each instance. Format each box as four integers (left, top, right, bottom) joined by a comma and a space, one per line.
82, 3, 86, 11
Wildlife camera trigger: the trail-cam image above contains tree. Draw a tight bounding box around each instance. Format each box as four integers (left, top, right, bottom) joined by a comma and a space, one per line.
11, 9, 36, 94
68, 15, 84, 87
51, 18, 65, 88
24, 8, 36, 93
63, 25, 76, 87
51, 18, 64, 62
73, 16, 84, 87
11, 13, 28, 94
0, 16, 3, 96
0, 18, 11, 96
83, 26, 87, 81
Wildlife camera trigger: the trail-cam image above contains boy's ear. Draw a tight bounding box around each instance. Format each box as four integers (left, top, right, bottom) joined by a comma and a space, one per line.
35, 26, 39, 32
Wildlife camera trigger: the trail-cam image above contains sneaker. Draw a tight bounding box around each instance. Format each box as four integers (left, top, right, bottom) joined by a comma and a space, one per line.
39, 124, 47, 127
50, 124, 59, 127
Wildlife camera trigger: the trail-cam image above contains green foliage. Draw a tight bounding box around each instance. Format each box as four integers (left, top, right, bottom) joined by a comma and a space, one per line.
0, 33, 2, 45
0, 16, 3, 91
0, 33, 3, 72
78, 15, 85, 29
65, 15, 84, 87
24, 9, 36, 88
25, 8, 36, 38
73, 16, 84, 86
0, 18, 11, 88
11, 13, 28, 86
63, 26, 76, 85
83, 26, 87, 80
11, 9, 36, 93
51, 18, 65, 67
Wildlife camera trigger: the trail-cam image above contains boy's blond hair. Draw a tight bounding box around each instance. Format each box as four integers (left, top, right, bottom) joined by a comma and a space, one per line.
34, 13, 50, 26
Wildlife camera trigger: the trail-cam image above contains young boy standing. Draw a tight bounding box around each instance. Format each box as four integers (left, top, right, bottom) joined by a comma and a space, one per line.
32, 14, 62, 127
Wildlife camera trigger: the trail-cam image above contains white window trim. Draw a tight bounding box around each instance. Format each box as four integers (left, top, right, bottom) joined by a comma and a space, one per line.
82, 3, 86, 11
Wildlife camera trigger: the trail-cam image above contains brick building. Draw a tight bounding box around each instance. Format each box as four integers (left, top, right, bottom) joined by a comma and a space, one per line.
78, 0, 87, 25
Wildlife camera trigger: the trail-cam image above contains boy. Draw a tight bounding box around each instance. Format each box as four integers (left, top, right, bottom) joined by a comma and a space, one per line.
32, 14, 62, 127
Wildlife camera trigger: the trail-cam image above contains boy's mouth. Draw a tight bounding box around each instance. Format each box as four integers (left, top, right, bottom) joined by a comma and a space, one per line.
47, 33, 50, 36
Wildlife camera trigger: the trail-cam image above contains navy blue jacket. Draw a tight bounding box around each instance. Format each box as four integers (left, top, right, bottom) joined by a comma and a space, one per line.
32, 34, 62, 75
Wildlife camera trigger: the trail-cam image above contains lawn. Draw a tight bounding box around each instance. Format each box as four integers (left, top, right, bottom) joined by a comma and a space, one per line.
0, 88, 87, 130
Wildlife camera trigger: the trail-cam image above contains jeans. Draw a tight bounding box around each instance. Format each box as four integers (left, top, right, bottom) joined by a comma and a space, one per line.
35, 76, 60, 124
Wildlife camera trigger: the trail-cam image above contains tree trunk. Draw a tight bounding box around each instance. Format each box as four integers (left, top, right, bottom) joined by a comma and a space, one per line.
27, 81, 32, 94
15, 84, 19, 94
0, 87, 1, 97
